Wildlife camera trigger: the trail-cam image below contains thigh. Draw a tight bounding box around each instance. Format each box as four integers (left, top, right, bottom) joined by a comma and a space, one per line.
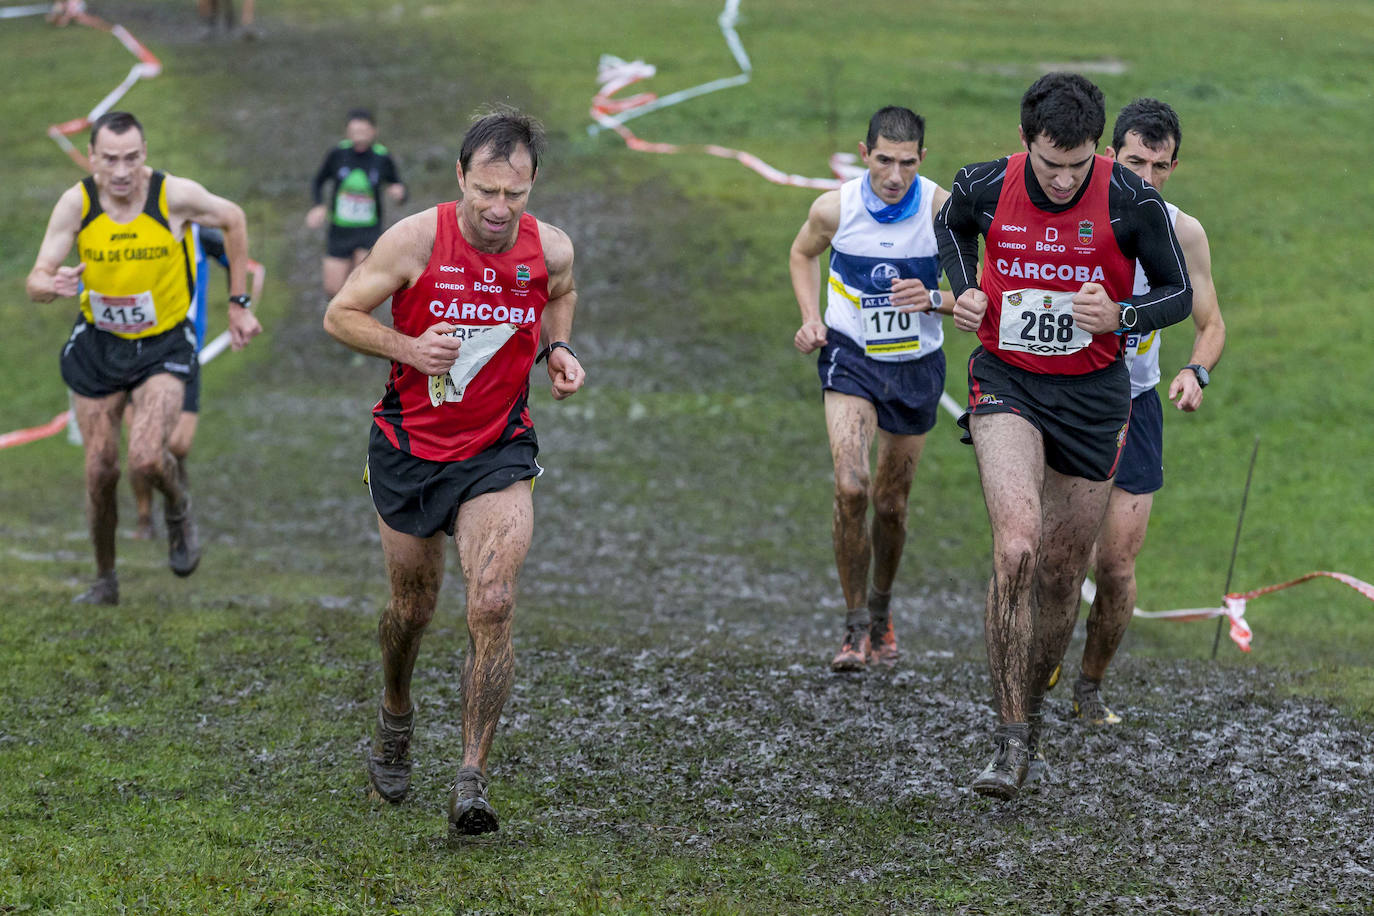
970, 411, 1044, 544
73, 391, 127, 466
824, 391, 878, 484
378, 514, 447, 606
455, 481, 534, 592
127, 374, 184, 455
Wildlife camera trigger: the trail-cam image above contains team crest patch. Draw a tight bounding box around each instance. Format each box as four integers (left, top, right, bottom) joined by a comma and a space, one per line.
977, 393, 1003, 406
1042, 294, 1054, 309
870, 262, 899, 288
515, 264, 531, 289
1117, 422, 1129, 448
1007, 292, 1022, 306
1078, 220, 1094, 246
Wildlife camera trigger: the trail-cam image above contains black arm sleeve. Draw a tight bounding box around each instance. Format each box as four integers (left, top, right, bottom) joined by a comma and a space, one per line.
1110, 165, 1192, 334
936, 160, 1004, 298
311, 149, 338, 206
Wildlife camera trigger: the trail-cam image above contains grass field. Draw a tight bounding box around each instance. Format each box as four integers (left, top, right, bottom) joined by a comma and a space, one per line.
2, 1, 1373, 912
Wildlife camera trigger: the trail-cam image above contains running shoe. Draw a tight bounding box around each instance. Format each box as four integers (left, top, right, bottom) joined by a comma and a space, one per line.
1047, 663, 1061, 691
165, 497, 202, 578
366, 700, 415, 803
73, 573, 118, 606
971, 724, 1030, 800
448, 766, 499, 835
830, 621, 871, 672
868, 613, 899, 666
1072, 675, 1122, 725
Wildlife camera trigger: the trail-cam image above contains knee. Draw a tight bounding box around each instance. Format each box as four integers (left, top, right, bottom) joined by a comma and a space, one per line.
126, 451, 162, 482
1094, 549, 1137, 593
466, 581, 515, 633
833, 470, 870, 517
86, 453, 120, 491
992, 537, 1036, 583
870, 487, 909, 527
385, 593, 436, 630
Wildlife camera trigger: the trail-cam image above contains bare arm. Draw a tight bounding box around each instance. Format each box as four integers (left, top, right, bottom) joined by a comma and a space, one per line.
165, 175, 261, 349
1167, 213, 1225, 411
322, 209, 461, 376
788, 190, 839, 353
26, 185, 85, 302
538, 220, 584, 401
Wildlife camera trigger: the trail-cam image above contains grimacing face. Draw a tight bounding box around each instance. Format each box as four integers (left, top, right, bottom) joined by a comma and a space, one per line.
456, 145, 535, 250
861, 136, 924, 205
1110, 130, 1178, 191
89, 127, 147, 201
1023, 131, 1097, 204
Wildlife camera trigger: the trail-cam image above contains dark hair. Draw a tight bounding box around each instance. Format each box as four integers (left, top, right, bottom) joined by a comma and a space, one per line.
1020, 73, 1105, 149
1111, 97, 1182, 159
89, 111, 144, 147
459, 106, 547, 177
865, 105, 925, 150
346, 108, 375, 126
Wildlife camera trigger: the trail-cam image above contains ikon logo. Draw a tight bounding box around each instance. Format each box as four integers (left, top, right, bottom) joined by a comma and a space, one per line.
1000, 224, 1028, 233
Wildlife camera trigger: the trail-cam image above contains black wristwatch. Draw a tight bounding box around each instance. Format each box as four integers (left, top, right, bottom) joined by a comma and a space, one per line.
1118, 302, 1138, 331
536, 340, 577, 363
1183, 364, 1210, 388
228, 294, 252, 309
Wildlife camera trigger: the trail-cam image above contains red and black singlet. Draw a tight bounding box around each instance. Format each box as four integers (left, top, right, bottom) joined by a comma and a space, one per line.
373, 205, 549, 462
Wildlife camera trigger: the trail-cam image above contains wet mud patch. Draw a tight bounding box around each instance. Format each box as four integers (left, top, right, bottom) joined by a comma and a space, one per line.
405, 644, 1374, 911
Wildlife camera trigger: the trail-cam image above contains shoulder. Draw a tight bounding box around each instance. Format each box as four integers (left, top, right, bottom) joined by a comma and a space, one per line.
369, 208, 438, 278
161, 172, 211, 203
387, 207, 438, 250
1107, 162, 1159, 204
1172, 210, 1210, 257
536, 218, 573, 274
49, 183, 86, 226
924, 178, 951, 212
807, 188, 842, 230
950, 158, 1008, 196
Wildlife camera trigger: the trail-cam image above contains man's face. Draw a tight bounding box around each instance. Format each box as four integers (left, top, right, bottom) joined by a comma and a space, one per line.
346, 118, 377, 151
1109, 130, 1178, 191
860, 136, 924, 205
88, 127, 146, 200
456, 144, 535, 249
1022, 130, 1097, 204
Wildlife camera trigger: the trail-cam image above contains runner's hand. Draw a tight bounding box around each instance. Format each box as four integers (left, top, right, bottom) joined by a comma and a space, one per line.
547, 348, 584, 401
53, 263, 85, 298
952, 288, 987, 333
794, 319, 827, 353
305, 205, 328, 230
410, 322, 463, 375
228, 304, 262, 350
890, 277, 932, 313
1071, 282, 1120, 334
1168, 368, 1204, 412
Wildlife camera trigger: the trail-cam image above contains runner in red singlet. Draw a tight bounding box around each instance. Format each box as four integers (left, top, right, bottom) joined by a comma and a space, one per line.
935, 74, 1192, 800
323, 108, 584, 835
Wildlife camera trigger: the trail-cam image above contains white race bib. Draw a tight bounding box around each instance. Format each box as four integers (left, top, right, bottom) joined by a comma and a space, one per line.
859, 293, 920, 357
427, 323, 519, 406
335, 191, 377, 226
998, 288, 1091, 356
89, 290, 157, 335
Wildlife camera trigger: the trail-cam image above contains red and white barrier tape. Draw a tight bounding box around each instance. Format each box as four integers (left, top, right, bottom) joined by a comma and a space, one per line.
589, 1, 851, 190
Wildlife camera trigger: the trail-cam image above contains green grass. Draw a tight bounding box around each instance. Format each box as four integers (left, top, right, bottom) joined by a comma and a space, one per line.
2, 0, 1373, 911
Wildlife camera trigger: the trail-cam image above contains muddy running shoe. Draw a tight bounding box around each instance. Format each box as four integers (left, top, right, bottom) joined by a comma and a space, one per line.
366, 701, 415, 803
165, 497, 202, 578
867, 589, 898, 666
1072, 675, 1122, 725
73, 573, 118, 606
448, 766, 499, 835
830, 620, 871, 672
971, 723, 1030, 800
1023, 710, 1050, 790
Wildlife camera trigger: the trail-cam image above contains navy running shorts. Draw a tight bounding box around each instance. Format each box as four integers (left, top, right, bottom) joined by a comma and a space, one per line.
817, 330, 945, 436
365, 422, 543, 538
1114, 389, 1164, 495
60, 319, 197, 399
957, 346, 1131, 482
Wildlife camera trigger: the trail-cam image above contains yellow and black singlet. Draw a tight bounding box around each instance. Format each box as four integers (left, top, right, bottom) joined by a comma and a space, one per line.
77, 171, 197, 339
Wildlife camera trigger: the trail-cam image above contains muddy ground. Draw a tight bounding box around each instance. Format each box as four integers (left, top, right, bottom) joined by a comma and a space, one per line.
41, 4, 1374, 912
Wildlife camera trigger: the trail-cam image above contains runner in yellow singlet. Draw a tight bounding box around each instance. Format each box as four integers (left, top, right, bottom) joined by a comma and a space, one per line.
27, 111, 262, 604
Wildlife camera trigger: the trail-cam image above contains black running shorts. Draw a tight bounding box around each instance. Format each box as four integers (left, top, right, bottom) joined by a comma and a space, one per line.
60, 319, 197, 399
957, 346, 1131, 482
326, 225, 382, 259
365, 422, 542, 538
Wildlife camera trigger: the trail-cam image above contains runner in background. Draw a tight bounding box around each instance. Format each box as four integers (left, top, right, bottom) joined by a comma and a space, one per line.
130, 225, 266, 539
788, 106, 952, 672
307, 109, 406, 298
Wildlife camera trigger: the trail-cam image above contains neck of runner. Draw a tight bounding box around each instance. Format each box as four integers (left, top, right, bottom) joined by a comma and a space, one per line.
862, 175, 920, 223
